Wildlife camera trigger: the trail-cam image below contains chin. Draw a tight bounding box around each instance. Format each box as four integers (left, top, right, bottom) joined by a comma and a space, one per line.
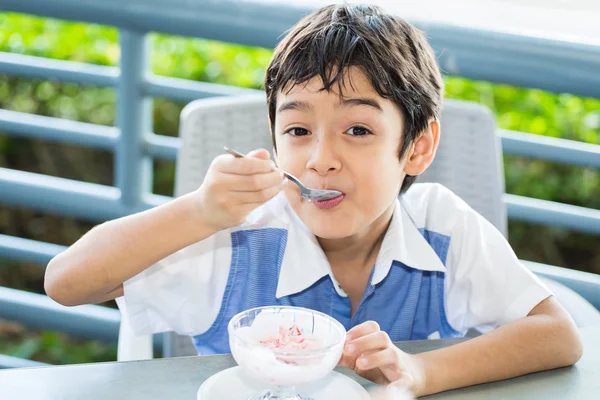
301, 213, 359, 239
307, 224, 355, 239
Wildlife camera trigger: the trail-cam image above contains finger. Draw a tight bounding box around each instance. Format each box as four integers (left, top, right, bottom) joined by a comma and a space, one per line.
215, 154, 276, 175
355, 347, 400, 373
337, 350, 356, 368
346, 320, 380, 342
346, 330, 391, 356
222, 169, 285, 192
246, 148, 271, 160
233, 179, 287, 205
340, 327, 387, 368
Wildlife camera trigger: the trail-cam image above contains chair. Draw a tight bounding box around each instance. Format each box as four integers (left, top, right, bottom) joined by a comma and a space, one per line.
117, 94, 600, 361
418, 100, 600, 329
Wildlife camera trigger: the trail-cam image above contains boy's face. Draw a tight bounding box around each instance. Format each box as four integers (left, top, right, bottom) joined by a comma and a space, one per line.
274, 67, 408, 239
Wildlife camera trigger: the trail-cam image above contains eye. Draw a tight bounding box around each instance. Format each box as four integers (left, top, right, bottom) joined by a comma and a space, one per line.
345, 126, 372, 136
285, 127, 311, 136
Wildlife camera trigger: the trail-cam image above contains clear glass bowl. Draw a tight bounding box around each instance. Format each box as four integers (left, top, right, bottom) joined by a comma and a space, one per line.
228, 306, 346, 400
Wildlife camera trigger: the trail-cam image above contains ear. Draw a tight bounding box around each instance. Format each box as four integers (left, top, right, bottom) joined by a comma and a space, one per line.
403, 119, 440, 176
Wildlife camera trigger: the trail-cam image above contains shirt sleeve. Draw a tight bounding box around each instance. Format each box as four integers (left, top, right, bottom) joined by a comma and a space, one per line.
442, 190, 552, 333
115, 229, 232, 336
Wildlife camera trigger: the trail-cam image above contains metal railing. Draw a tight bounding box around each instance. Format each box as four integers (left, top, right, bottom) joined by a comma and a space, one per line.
1, 0, 599, 368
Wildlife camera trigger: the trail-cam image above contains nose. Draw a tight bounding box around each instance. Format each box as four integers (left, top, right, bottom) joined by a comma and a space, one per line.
305, 136, 342, 176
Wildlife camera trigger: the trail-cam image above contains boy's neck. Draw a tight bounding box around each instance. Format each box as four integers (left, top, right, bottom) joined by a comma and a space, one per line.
317, 201, 395, 272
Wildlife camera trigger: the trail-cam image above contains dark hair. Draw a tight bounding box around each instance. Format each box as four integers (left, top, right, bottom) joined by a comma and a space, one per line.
265, 4, 444, 194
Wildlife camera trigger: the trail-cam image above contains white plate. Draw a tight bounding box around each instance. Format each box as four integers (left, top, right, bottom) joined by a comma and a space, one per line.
197, 366, 371, 400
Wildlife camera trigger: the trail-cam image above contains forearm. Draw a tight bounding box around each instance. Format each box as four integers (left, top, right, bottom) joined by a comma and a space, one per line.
417, 301, 582, 396
45, 193, 217, 306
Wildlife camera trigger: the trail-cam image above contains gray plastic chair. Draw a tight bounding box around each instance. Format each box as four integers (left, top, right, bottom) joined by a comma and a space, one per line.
119, 94, 600, 360
418, 99, 600, 330
419, 100, 507, 236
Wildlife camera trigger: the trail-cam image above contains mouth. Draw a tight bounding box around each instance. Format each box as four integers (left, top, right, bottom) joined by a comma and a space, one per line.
312, 194, 346, 210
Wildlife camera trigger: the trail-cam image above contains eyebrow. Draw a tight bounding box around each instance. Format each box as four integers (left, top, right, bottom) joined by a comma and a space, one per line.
277, 97, 383, 113
277, 100, 312, 113
338, 97, 383, 113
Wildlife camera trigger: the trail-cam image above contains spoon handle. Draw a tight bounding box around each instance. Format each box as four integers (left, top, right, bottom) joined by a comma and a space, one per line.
223, 147, 246, 158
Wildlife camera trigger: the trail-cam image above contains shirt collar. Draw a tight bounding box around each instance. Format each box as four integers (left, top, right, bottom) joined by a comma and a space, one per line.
272, 196, 446, 299
371, 199, 446, 286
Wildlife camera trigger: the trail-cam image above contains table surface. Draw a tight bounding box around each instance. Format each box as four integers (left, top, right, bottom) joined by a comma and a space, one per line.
0, 328, 598, 400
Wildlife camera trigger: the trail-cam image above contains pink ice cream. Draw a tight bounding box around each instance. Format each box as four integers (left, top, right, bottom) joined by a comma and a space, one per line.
258, 324, 322, 351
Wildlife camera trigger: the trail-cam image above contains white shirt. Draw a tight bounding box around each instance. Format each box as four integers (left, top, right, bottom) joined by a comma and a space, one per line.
117, 183, 551, 337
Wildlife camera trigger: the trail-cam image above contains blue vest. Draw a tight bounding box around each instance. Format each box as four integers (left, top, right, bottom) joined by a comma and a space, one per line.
192, 228, 462, 354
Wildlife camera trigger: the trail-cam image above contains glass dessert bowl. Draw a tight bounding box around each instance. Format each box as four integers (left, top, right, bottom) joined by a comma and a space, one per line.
228, 306, 347, 400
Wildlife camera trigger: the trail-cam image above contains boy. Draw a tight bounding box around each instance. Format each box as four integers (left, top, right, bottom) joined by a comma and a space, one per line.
45, 4, 582, 397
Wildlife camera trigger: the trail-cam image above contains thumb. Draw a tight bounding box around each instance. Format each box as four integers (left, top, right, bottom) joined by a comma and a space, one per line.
246, 148, 271, 160
337, 351, 355, 368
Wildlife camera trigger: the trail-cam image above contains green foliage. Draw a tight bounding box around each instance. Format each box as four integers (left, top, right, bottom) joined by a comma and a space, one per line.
0, 12, 598, 366
445, 78, 600, 209
0, 324, 117, 365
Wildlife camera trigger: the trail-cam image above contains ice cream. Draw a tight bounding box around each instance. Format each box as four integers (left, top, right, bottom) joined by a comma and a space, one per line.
229, 310, 345, 387
258, 324, 322, 351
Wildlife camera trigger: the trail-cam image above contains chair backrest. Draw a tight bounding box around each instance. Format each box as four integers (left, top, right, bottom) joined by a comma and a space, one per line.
174, 94, 272, 197
164, 95, 507, 357
419, 100, 507, 236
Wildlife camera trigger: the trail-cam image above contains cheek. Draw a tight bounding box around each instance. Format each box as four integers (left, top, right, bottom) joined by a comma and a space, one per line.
353, 155, 403, 196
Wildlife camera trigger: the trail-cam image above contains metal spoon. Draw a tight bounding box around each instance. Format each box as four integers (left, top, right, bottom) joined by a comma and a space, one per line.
224, 147, 343, 201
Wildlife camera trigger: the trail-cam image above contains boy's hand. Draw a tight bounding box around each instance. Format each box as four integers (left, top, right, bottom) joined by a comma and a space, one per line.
194, 149, 286, 231
339, 321, 427, 396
